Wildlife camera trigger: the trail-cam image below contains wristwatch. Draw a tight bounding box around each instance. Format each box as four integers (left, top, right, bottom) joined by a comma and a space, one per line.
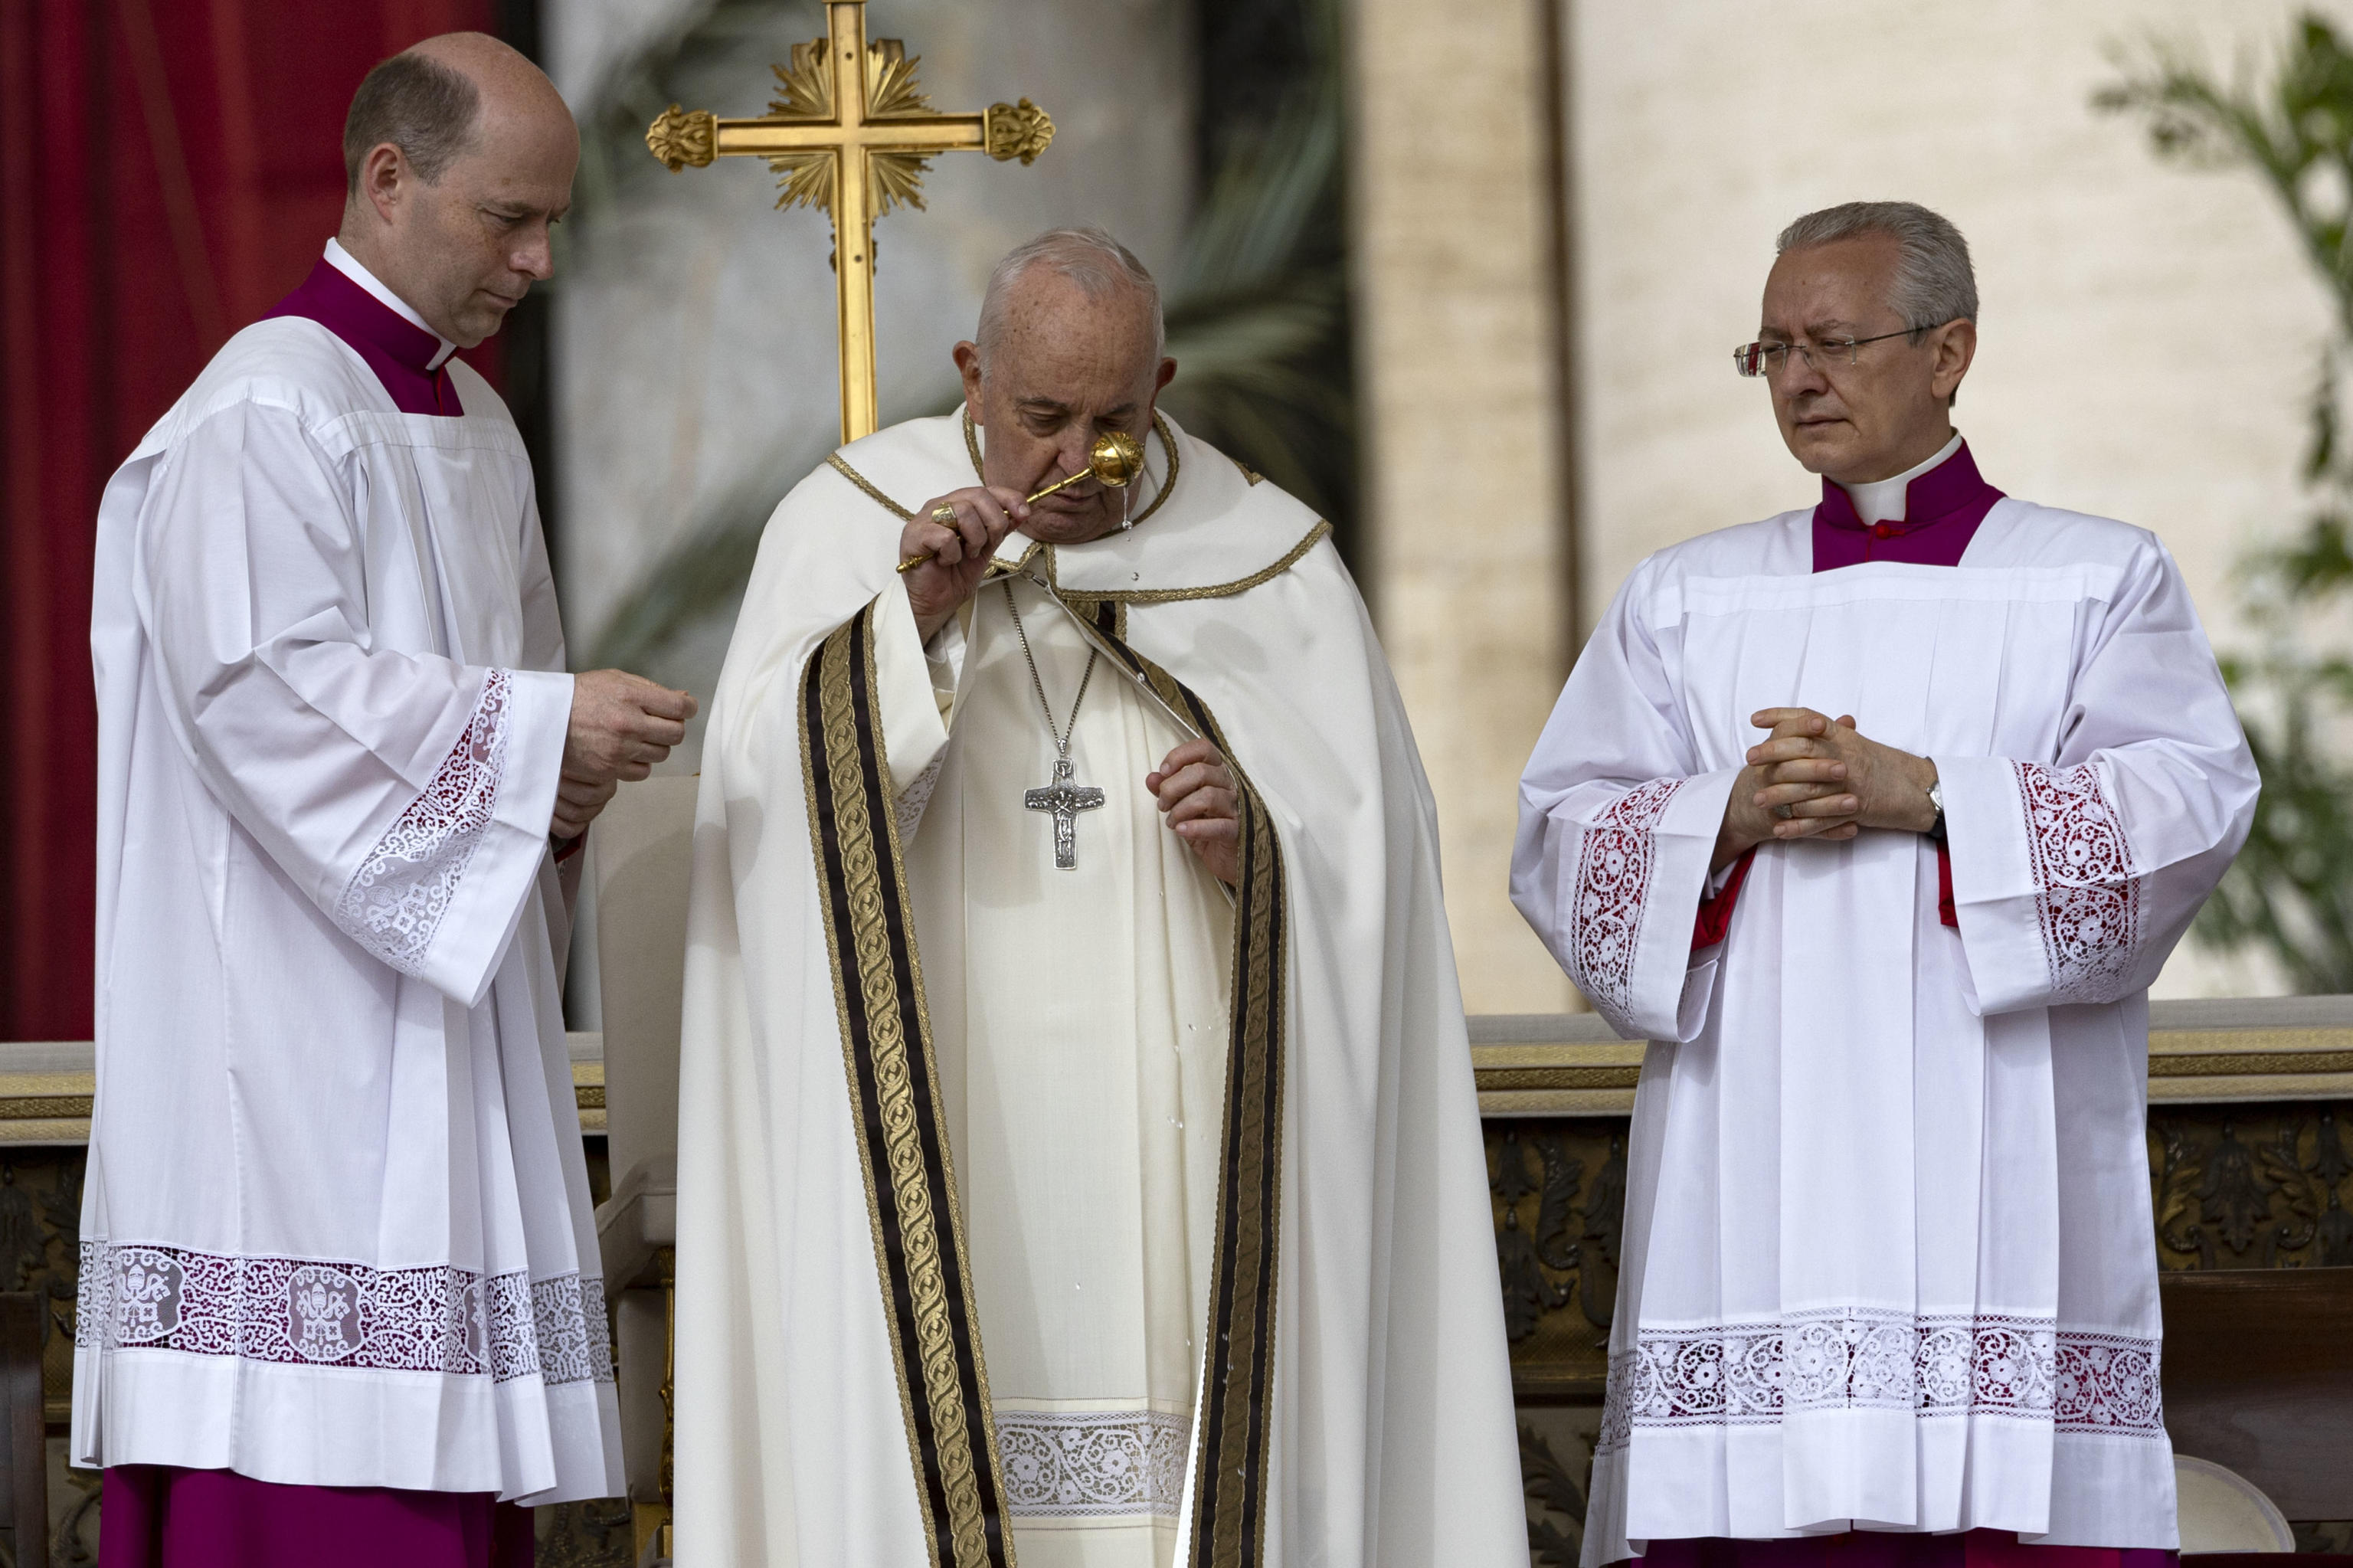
1925, 778, 1948, 846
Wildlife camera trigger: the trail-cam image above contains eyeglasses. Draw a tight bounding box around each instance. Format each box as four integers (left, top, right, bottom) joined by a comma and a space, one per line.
1733, 326, 1940, 379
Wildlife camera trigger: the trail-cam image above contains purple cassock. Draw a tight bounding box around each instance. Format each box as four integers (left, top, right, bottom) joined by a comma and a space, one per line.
95, 252, 541, 1567
1809, 438, 2004, 572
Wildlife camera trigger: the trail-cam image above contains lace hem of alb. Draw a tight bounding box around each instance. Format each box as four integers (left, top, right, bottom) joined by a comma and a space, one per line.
75, 1239, 611, 1386
1571, 779, 1686, 1016
1598, 1308, 2161, 1453
335, 669, 513, 975
2014, 761, 2140, 1002
995, 1406, 1191, 1519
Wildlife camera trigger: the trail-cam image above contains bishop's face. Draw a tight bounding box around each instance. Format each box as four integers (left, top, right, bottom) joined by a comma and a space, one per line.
956, 271, 1176, 546
1757, 234, 1974, 485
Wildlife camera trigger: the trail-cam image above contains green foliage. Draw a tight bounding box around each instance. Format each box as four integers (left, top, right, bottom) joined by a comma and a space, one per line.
2102, 15, 2353, 987
575, 0, 1356, 673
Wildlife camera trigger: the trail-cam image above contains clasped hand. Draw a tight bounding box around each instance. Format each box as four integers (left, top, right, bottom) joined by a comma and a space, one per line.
1713, 707, 1938, 870
555, 670, 699, 840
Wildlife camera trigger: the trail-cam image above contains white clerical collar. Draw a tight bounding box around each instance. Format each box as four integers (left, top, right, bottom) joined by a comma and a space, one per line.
1836, 430, 1963, 525
324, 239, 460, 371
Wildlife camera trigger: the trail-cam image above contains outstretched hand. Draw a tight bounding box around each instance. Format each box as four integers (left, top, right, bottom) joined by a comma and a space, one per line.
555, 670, 699, 840
1147, 738, 1240, 887
1713, 707, 1938, 869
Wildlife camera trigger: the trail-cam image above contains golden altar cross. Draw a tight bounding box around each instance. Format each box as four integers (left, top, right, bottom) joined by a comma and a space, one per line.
645, 0, 1055, 443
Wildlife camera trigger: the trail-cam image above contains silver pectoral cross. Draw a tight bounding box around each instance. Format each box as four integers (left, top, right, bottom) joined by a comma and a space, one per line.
1024, 757, 1106, 870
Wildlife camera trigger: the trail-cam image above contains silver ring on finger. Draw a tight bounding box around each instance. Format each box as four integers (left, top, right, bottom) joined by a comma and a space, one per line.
1774, 803, 1794, 821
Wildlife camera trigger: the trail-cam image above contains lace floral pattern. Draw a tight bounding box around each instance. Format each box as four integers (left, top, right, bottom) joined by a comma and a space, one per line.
2014, 761, 2140, 1002
994, 1407, 1190, 1518
335, 669, 512, 974
77, 1239, 610, 1386
893, 750, 946, 844
1599, 1310, 2159, 1453
1572, 780, 1685, 1014
2054, 1331, 2163, 1434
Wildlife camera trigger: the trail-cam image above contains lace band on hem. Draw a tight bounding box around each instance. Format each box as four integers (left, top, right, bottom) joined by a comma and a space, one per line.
1599, 1309, 2162, 1453
76, 1239, 612, 1386
995, 1407, 1191, 1520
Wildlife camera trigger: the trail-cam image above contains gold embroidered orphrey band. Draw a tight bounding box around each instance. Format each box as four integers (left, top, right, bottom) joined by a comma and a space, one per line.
802, 606, 1011, 1568
799, 597, 1288, 1568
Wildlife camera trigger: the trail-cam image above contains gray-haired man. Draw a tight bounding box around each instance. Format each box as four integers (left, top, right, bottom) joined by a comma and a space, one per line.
1514, 201, 2256, 1562
671, 228, 1526, 1566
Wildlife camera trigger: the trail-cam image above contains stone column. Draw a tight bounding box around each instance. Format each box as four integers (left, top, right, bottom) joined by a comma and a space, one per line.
1348, 0, 1576, 1011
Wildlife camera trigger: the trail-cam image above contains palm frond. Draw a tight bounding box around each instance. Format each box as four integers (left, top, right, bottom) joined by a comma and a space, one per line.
2103, 13, 2353, 988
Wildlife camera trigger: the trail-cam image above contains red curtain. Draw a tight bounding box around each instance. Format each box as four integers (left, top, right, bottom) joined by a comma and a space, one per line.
0, 0, 496, 1039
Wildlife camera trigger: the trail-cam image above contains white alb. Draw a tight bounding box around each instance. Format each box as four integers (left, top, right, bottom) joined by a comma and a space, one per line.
1514, 498, 2257, 1561
77, 271, 620, 1504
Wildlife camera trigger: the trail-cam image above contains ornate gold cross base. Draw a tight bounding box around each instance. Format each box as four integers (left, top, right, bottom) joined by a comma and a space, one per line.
645, 0, 1053, 443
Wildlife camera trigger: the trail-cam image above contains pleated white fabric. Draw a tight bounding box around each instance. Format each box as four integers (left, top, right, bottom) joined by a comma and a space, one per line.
1512, 502, 2256, 1563
76, 316, 622, 1504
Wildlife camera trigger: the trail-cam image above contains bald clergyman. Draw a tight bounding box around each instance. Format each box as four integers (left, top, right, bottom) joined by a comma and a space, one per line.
80, 37, 696, 1566
674, 228, 1524, 1567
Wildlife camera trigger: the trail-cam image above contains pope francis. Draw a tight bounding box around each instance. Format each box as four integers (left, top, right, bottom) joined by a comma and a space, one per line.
671, 228, 1525, 1567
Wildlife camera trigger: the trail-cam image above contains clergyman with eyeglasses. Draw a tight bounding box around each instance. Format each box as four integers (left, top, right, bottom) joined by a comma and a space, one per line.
1512, 201, 2258, 1565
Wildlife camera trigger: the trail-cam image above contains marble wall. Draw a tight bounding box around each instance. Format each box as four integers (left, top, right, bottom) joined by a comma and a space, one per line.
1350, 0, 1578, 1013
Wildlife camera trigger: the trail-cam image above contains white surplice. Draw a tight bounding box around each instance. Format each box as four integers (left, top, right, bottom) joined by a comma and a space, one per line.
1512, 499, 2256, 1562
76, 289, 622, 1502
673, 413, 1526, 1567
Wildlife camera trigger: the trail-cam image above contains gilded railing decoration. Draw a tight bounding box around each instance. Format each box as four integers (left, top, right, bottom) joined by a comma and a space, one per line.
1487, 1121, 1625, 1399
2151, 1104, 2353, 1268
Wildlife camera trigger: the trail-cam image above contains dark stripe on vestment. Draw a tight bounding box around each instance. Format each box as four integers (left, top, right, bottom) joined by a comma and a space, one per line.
800, 606, 1013, 1568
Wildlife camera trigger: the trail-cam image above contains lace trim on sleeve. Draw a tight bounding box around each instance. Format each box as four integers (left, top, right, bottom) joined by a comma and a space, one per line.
334, 669, 512, 974
1572, 779, 1686, 1013
2014, 761, 2140, 1003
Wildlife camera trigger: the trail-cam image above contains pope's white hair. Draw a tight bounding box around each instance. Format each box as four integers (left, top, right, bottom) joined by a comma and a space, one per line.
974, 227, 1166, 372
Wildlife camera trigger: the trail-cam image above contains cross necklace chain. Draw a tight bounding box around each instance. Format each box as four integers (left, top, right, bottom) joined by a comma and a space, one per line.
1005, 584, 1105, 869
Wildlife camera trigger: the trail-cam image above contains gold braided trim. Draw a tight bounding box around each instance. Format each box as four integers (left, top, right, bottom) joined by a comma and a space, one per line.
830, 421, 1317, 604
1045, 519, 1331, 606
801, 611, 1010, 1568
962, 407, 1181, 529
826, 453, 915, 521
